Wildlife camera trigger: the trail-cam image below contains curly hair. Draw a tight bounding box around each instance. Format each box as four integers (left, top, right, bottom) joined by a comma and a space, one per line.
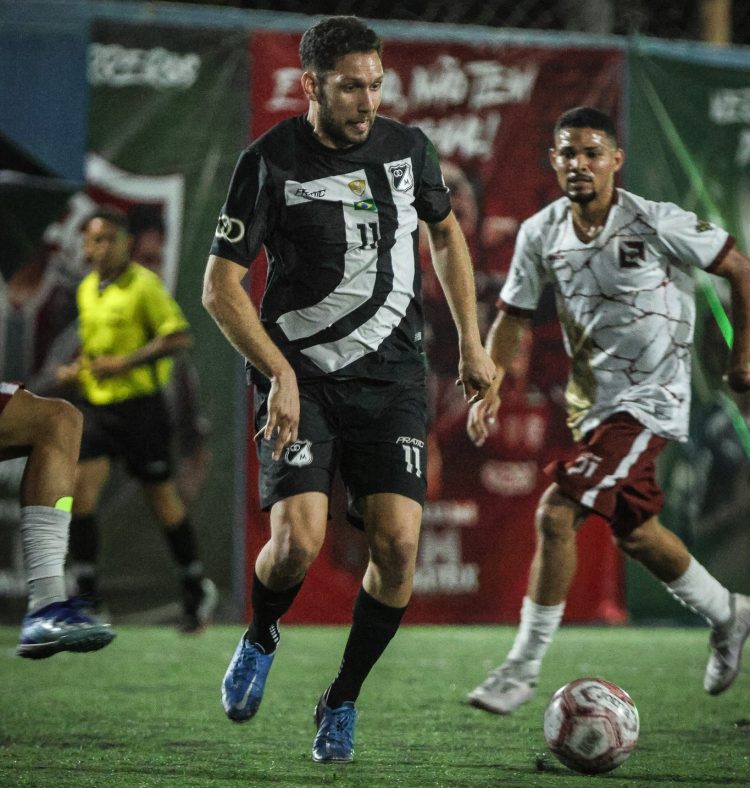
554, 106, 618, 147
299, 15, 382, 73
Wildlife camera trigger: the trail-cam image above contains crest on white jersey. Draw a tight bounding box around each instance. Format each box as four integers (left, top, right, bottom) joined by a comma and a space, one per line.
619, 239, 645, 269
388, 160, 413, 192
284, 440, 313, 467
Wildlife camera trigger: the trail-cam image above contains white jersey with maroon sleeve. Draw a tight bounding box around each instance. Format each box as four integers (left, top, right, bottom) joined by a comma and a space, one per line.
500, 188, 733, 441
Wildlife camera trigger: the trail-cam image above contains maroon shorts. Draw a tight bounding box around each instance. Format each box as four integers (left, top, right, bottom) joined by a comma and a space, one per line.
545, 413, 668, 536
0, 382, 21, 417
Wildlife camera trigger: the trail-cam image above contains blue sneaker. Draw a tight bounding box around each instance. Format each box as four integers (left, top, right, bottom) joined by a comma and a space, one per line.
16, 597, 116, 659
312, 696, 357, 763
221, 636, 275, 722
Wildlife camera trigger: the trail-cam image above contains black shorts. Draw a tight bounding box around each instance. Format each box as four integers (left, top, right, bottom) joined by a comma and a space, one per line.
255, 378, 428, 528
78, 393, 173, 483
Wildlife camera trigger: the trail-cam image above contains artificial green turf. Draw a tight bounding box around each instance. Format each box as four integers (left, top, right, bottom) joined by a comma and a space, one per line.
0, 624, 748, 786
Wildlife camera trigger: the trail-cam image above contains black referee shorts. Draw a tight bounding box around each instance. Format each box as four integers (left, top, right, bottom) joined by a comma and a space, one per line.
77, 392, 173, 483
255, 377, 428, 528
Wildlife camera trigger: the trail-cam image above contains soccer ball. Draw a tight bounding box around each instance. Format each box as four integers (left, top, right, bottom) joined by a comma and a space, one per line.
543, 677, 639, 774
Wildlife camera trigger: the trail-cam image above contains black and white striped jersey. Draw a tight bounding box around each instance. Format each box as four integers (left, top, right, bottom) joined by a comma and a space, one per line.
211, 114, 451, 384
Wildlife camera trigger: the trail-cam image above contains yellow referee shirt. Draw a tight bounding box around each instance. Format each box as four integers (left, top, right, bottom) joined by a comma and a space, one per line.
76, 262, 189, 405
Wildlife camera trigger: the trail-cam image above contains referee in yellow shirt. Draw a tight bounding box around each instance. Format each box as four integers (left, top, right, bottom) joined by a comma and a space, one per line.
57, 208, 217, 632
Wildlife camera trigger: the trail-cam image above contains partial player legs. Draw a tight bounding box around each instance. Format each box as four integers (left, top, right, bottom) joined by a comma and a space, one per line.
312, 493, 418, 762
221, 493, 326, 724
617, 516, 749, 694
0, 389, 116, 657
467, 485, 584, 714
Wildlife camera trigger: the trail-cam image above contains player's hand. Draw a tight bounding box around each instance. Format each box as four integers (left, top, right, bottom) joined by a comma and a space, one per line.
55, 358, 83, 384
726, 364, 750, 393
255, 368, 300, 461
466, 390, 501, 447
90, 355, 129, 379
456, 345, 496, 403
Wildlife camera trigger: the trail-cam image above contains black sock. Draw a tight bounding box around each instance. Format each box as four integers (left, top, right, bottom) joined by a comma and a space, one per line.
325, 588, 406, 709
163, 517, 199, 569
246, 572, 303, 654
69, 515, 98, 598
163, 518, 207, 612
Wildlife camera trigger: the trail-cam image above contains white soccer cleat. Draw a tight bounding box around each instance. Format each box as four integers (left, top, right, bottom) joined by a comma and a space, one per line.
466, 660, 538, 714
704, 593, 750, 695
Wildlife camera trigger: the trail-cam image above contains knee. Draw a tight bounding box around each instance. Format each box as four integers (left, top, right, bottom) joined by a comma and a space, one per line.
269, 527, 322, 575
534, 490, 577, 543
42, 398, 83, 447
369, 531, 419, 582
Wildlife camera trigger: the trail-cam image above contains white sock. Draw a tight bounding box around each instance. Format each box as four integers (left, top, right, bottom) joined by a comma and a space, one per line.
20, 506, 70, 613
665, 557, 731, 627
506, 596, 565, 671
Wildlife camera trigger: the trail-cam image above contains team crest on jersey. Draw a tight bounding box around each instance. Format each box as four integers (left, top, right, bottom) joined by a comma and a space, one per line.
619, 240, 645, 269
388, 161, 413, 192
348, 179, 366, 196
284, 440, 313, 467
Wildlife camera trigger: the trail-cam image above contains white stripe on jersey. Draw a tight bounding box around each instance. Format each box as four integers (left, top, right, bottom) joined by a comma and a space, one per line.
277, 162, 418, 374
278, 170, 379, 342
580, 427, 654, 510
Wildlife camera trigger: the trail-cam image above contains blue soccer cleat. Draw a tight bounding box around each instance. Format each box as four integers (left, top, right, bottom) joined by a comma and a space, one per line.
16, 597, 116, 659
221, 636, 275, 722
311, 695, 357, 763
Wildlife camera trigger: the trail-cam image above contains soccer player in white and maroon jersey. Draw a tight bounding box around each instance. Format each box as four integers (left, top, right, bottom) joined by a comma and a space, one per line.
466, 106, 750, 715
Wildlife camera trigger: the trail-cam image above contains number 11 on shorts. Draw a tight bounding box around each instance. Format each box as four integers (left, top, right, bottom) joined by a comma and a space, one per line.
402, 444, 422, 477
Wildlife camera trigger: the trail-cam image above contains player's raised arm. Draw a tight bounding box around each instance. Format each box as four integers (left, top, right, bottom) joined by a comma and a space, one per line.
202, 254, 299, 459
424, 211, 496, 402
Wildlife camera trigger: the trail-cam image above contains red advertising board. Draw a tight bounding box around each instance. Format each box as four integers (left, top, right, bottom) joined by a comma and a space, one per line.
245, 31, 627, 624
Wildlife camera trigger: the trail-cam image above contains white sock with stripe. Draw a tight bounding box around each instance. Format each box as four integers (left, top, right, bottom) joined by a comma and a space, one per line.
665, 556, 731, 627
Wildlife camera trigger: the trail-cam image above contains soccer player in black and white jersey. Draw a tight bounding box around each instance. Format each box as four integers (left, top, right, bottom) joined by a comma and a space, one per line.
203, 16, 495, 762
466, 106, 750, 715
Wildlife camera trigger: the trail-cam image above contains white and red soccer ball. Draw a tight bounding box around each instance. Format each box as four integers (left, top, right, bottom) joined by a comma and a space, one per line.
543, 677, 639, 774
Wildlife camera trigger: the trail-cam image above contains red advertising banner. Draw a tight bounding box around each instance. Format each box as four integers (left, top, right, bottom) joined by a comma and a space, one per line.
246, 31, 626, 624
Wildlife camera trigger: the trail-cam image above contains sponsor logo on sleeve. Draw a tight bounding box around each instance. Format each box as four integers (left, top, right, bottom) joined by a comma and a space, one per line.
215, 214, 245, 243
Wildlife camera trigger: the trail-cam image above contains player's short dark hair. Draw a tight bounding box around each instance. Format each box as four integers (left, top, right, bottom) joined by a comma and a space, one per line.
82, 206, 130, 234
299, 16, 382, 73
554, 106, 618, 147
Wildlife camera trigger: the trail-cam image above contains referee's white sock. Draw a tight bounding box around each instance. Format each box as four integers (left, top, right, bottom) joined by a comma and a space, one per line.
20, 505, 70, 613
664, 556, 732, 627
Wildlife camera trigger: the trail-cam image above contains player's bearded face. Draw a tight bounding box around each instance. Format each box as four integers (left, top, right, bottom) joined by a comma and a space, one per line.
550, 127, 623, 206
313, 52, 383, 149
